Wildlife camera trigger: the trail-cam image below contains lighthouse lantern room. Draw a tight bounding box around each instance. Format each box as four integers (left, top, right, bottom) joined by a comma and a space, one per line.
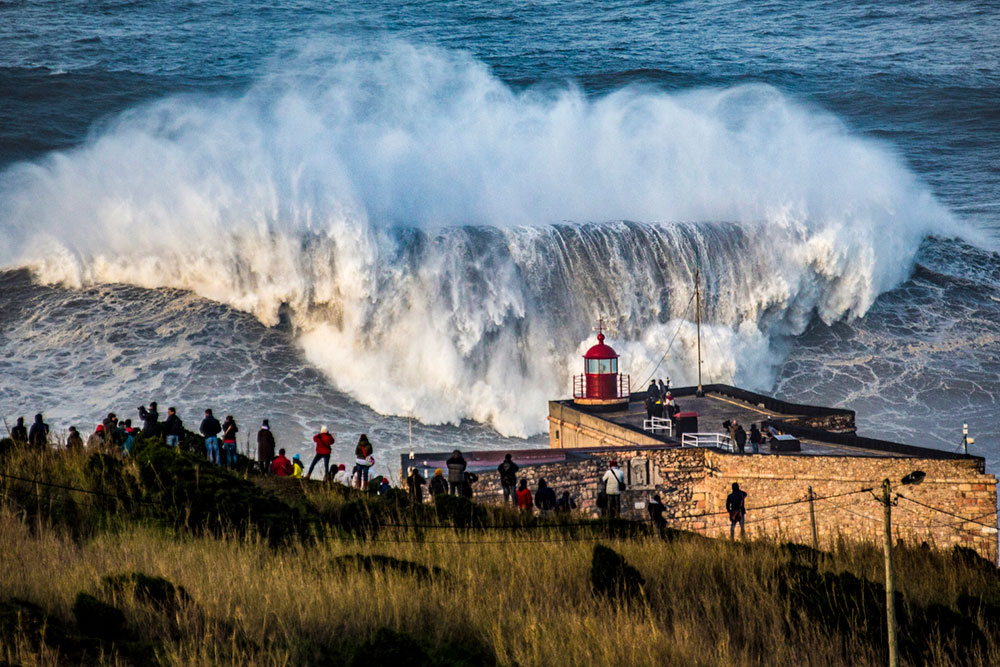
573, 322, 630, 410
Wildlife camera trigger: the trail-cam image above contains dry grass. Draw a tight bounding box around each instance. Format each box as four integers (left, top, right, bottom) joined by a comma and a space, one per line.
1, 443, 998, 666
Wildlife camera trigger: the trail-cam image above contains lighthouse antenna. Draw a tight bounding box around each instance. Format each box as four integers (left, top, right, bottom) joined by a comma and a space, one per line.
592, 315, 617, 338
695, 269, 704, 397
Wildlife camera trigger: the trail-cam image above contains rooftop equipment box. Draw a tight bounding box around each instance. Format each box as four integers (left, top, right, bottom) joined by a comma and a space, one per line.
674, 412, 699, 440
770, 434, 801, 452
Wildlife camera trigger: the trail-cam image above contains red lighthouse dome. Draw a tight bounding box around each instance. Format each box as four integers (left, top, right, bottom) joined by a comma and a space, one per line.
573, 327, 630, 410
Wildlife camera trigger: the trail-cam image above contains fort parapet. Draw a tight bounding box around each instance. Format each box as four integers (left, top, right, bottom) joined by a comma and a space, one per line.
403, 385, 998, 561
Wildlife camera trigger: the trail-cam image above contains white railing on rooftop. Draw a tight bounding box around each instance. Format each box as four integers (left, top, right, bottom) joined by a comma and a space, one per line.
643, 417, 673, 437
681, 432, 734, 452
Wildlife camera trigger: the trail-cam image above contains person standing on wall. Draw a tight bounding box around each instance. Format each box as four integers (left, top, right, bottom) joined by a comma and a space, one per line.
354, 434, 374, 489
497, 453, 519, 504
446, 449, 467, 495
749, 423, 763, 455
308, 425, 334, 479
163, 407, 183, 448
601, 460, 626, 519
735, 423, 747, 455
726, 482, 748, 540
257, 419, 275, 473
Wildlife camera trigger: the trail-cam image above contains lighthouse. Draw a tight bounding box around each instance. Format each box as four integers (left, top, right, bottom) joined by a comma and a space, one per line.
573, 325, 630, 411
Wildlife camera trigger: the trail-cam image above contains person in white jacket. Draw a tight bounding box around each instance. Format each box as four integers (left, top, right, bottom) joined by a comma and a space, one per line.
332, 464, 352, 486
601, 460, 626, 518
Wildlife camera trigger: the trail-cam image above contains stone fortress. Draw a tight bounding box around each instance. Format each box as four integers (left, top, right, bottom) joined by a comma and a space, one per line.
403, 333, 998, 562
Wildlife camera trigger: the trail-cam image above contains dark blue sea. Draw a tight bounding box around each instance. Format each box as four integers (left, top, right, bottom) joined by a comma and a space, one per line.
1, 0, 998, 474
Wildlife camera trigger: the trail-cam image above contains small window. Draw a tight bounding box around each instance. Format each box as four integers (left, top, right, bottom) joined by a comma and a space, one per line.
610, 358, 618, 373
586, 359, 599, 374
598, 358, 612, 374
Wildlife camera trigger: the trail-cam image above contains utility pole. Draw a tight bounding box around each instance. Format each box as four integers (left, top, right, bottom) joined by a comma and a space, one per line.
695, 269, 704, 397
808, 486, 819, 551
882, 478, 899, 667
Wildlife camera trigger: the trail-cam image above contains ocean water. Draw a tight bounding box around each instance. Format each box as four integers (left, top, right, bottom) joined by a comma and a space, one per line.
1, 0, 998, 475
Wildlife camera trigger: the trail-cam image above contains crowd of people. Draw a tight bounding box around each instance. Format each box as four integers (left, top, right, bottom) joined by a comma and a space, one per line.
3, 404, 379, 490
723, 419, 766, 455
644, 379, 680, 422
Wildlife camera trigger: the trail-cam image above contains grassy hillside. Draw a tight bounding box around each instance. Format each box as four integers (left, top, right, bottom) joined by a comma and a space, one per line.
1, 438, 999, 666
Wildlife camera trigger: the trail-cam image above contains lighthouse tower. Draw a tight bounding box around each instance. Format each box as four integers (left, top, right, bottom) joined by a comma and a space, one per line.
573, 324, 630, 411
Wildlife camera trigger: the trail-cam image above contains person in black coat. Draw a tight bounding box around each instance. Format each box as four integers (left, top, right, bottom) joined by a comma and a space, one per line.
648, 494, 667, 539
163, 407, 184, 447
428, 469, 448, 497
534, 478, 557, 515
28, 413, 49, 449
257, 419, 276, 474
735, 423, 748, 455
138, 402, 159, 437
446, 450, 467, 495
407, 467, 427, 503
556, 491, 577, 514
497, 453, 519, 504
199, 409, 222, 465
10, 417, 27, 444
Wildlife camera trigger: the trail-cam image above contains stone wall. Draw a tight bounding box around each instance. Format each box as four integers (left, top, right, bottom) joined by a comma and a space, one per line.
547, 400, 660, 449
471, 446, 999, 562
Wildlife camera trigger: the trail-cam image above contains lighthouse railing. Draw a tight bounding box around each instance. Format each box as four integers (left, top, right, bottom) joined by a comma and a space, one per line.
573, 374, 631, 399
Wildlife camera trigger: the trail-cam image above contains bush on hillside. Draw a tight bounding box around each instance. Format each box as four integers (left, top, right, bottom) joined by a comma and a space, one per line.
590, 544, 645, 601
132, 437, 301, 544
102, 572, 191, 613
72, 592, 127, 641
331, 553, 447, 578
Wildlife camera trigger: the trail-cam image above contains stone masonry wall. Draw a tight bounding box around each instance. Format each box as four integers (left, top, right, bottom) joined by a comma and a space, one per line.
471, 447, 999, 562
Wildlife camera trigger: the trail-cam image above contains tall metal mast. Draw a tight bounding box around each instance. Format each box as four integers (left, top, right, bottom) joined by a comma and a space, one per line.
695, 269, 704, 397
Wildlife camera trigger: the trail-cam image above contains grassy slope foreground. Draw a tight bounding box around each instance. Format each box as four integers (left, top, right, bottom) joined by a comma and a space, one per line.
1, 438, 999, 666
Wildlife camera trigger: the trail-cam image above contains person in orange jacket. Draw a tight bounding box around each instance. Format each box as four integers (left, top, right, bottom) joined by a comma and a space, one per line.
271, 448, 293, 477
516, 478, 533, 512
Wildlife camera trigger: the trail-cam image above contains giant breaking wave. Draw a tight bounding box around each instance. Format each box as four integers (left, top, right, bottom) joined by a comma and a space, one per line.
0, 42, 961, 436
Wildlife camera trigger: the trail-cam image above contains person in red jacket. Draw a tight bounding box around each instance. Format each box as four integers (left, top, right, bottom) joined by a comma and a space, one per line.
516, 478, 533, 512
271, 448, 293, 477
308, 425, 334, 479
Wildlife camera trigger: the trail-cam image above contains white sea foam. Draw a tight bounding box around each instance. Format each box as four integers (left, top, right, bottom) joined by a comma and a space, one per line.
0, 41, 963, 436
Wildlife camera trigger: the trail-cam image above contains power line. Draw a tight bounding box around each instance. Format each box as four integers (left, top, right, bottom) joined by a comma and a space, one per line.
638, 290, 697, 388
0, 471, 164, 506
896, 494, 999, 530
